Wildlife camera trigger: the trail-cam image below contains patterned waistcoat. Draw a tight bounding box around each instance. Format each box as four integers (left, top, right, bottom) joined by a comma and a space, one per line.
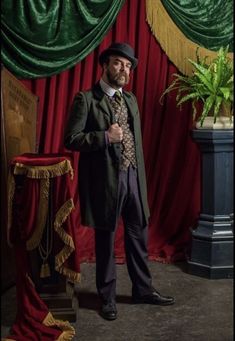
108, 93, 137, 171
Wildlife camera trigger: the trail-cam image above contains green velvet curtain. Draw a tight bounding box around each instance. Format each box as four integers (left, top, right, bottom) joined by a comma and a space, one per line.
161, 0, 233, 52
1, 0, 125, 79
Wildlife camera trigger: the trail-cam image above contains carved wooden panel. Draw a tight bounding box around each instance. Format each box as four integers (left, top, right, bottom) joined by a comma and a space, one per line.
1, 66, 39, 292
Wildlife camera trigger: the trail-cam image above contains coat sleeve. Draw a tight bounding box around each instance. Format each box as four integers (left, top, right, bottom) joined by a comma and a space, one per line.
64, 92, 106, 152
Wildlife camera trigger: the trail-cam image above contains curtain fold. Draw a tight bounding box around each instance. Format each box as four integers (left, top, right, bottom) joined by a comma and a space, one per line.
1, 0, 125, 78
20, 0, 200, 263
161, 0, 233, 52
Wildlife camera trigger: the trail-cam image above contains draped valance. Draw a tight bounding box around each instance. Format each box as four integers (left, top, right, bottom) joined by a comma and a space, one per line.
1, 0, 125, 79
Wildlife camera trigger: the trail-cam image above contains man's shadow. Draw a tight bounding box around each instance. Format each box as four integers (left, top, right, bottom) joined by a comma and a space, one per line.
75, 291, 131, 311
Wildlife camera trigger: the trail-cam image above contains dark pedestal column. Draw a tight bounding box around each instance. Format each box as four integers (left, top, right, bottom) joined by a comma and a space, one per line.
188, 129, 233, 279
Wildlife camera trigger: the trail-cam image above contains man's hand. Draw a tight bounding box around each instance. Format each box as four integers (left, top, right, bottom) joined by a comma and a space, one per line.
107, 123, 123, 143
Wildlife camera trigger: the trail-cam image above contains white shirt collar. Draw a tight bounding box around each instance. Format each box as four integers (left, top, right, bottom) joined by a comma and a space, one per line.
99, 78, 123, 97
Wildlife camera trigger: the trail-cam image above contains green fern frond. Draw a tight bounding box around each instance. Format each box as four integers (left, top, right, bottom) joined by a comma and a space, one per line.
213, 96, 223, 123
177, 93, 201, 106
199, 96, 215, 126
160, 46, 233, 126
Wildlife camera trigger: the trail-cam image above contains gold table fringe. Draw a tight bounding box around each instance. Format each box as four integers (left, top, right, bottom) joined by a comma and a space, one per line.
43, 312, 76, 341
5, 159, 79, 340
13, 159, 74, 179
7, 159, 80, 283
146, 0, 233, 76
54, 199, 81, 284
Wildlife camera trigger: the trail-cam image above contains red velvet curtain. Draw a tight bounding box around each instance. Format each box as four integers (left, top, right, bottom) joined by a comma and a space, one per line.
21, 0, 201, 264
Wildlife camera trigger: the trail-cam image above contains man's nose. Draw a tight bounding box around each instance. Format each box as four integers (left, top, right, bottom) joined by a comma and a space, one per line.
120, 66, 128, 74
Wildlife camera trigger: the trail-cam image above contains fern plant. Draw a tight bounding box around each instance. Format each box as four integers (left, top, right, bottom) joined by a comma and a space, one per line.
161, 46, 233, 127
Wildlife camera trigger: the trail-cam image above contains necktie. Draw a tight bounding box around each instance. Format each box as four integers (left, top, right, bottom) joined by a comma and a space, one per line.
114, 90, 122, 106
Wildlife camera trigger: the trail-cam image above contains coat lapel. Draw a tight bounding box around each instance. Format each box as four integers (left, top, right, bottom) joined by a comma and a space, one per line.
123, 91, 138, 122
93, 83, 115, 124
92, 83, 138, 125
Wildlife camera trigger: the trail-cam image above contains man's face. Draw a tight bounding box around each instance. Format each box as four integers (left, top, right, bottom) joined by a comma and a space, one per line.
104, 55, 132, 88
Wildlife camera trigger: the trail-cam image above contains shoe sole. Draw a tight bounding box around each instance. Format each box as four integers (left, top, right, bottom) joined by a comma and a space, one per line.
132, 300, 175, 306
100, 312, 117, 321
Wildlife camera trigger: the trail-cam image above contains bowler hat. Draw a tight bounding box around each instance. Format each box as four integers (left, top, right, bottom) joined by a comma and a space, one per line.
99, 42, 138, 69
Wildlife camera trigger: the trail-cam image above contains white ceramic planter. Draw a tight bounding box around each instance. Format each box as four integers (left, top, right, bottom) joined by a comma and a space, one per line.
196, 116, 234, 129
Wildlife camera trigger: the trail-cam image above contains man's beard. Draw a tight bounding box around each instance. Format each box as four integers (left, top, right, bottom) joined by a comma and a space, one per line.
106, 69, 129, 87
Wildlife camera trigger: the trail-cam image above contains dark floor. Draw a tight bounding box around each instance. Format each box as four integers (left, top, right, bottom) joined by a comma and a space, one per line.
1, 262, 234, 341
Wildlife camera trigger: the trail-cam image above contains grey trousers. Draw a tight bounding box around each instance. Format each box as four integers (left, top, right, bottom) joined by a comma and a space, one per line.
95, 166, 153, 302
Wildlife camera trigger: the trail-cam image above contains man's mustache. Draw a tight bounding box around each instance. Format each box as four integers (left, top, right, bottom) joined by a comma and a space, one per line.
115, 72, 128, 80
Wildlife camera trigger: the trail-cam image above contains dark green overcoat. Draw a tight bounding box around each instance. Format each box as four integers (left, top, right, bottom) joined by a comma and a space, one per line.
64, 83, 149, 231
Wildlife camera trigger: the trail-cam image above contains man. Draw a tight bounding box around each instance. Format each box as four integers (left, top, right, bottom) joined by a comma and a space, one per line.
64, 42, 174, 321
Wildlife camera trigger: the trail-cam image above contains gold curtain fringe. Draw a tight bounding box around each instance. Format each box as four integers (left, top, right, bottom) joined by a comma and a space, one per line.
13, 159, 74, 180
43, 312, 75, 341
26, 178, 50, 251
146, 0, 233, 76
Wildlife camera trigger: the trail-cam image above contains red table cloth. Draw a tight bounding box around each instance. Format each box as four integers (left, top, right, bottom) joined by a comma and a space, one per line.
5, 153, 80, 340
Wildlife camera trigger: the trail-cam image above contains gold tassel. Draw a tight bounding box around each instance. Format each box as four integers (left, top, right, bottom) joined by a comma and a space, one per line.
40, 262, 51, 278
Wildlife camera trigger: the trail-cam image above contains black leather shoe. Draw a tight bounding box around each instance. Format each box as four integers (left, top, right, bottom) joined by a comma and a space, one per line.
132, 290, 174, 306
100, 301, 117, 320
